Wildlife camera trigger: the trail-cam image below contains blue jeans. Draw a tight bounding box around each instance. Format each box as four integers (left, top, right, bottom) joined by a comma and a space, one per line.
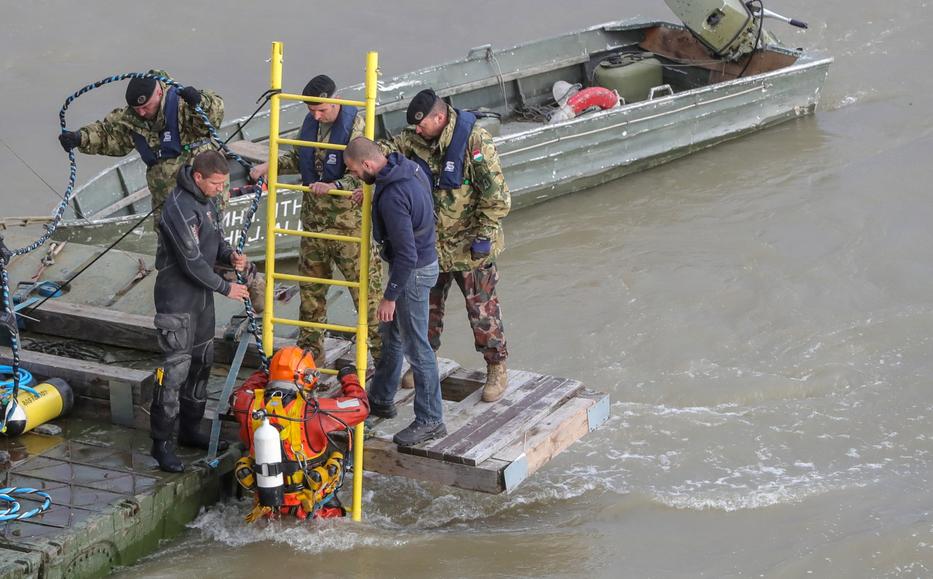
370, 260, 443, 425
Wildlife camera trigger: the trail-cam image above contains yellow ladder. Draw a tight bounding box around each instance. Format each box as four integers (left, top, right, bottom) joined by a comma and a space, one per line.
262, 42, 378, 522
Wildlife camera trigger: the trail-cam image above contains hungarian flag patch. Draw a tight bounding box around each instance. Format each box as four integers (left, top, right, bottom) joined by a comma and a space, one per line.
471, 148, 484, 162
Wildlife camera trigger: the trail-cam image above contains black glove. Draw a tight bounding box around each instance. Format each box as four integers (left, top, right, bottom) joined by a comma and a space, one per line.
178, 86, 202, 107
58, 130, 81, 152
337, 365, 358, 381
470, 238, 491, 260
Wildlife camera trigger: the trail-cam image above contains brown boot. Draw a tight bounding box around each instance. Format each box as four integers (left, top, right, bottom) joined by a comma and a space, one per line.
481, 362, 508, 402
400, 367, 415, 389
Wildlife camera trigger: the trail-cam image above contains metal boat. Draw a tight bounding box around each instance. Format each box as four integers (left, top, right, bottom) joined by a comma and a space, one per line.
50, 13, 832, 259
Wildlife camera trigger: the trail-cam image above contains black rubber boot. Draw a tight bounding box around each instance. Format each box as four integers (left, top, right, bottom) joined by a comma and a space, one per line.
178, 403, 228, 451
151, 439, 184, 473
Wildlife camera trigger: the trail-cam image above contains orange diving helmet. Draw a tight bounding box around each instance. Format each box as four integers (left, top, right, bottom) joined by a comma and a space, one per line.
267, 346, 319, 390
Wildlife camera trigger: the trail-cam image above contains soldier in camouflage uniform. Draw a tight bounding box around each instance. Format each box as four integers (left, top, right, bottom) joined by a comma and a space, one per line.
58, 72, 266, 312
383, 89, 511, 402
58, 71, 223, 230
250, 75, 382, 363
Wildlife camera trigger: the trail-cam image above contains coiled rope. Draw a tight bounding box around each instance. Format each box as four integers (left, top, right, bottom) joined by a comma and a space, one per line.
0, 487, 53, 522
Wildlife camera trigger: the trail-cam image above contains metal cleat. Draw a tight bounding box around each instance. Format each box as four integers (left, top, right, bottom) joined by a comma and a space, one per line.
222, 313, 250, 342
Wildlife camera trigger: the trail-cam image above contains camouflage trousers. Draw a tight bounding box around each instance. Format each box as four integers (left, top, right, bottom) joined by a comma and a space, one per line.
429, 262, 508, 364
297, 235, 383, 363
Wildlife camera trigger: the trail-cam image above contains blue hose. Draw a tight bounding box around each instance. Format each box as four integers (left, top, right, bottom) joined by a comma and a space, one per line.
0, 365, 32, 389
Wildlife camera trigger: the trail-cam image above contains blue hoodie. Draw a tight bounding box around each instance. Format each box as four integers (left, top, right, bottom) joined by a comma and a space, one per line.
372, 153, 437, 301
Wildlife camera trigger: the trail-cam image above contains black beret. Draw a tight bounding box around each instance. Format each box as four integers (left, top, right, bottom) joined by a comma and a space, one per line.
125, 77, 157, 107
302, 74, 336, 99
406, 88, 438, 125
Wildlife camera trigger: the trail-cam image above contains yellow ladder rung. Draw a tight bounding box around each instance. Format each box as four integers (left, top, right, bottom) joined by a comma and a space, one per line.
272, 272, 360, 288
271, 317, 358, 334
277, 93, 366, 108
275, 183, 354, 197
318, 368, 338, 376
276, 137, 346, 151
273, 227, 361, 244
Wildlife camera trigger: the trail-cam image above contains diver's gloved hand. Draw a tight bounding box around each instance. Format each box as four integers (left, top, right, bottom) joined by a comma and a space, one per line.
337, 365, 358, 381
470, 238, 491, 260
58, 130, 81, 152
178, 86, 202, 107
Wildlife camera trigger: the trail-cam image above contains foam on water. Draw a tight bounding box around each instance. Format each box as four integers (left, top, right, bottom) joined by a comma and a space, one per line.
190, 500, 410, 554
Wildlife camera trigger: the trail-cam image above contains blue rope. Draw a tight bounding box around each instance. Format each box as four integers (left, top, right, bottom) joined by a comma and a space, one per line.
0, 487, 52, 522
0, 365, 32, 389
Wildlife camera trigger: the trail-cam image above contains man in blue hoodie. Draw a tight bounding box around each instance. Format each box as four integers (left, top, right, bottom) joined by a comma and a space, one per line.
343, 137, 445, 447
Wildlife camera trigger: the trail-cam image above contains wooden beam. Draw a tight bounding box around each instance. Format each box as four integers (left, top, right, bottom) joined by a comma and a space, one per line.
401, 370, 540, 460
0, 346, 154, 396
18, 300, 340, 369
495, 390, 606, 492
363, 438, 505, 494
424, 376, 583, 466
450, 378, 583, 466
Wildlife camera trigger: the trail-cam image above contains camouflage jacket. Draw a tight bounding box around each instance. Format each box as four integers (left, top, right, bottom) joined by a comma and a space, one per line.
385, 106, 511, 271
77, 73, 224, 211
278, 107, 365, 233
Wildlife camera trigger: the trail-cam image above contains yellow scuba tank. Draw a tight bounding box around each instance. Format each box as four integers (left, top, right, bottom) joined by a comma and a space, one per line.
2, 378, 74, 436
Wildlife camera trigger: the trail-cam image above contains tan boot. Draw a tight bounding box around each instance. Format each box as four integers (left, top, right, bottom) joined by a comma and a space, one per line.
400, 366, 415, 389
481, 362, 508, 402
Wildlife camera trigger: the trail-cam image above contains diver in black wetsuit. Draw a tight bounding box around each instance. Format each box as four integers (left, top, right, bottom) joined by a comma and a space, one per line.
150, 150, 250, 473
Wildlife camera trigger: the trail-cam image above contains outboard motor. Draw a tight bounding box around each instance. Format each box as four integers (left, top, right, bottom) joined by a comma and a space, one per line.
664, 0, 808, 61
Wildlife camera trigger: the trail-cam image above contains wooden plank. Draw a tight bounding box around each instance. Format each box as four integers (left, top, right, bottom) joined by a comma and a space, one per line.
424, 376, 583, 466
226, 140, 270, 162
23, 300, 155, 351
0, 346, 154, 396
398, 370, 540, 459
19, 300, 340, 369
452, 377, 584, 466
362, 438, 505, 494
494, 391, 605, 492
